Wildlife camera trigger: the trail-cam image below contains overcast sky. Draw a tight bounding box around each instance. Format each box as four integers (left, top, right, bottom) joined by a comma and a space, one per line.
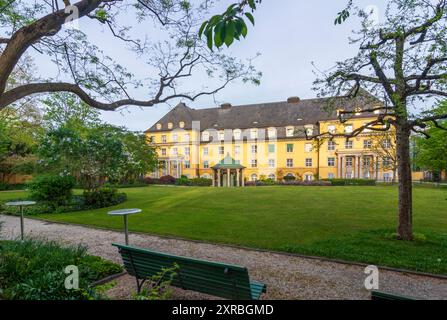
35, 0, 389, 131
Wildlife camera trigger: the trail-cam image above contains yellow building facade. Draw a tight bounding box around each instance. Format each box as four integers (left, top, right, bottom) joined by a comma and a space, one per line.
145, 96, 400, 185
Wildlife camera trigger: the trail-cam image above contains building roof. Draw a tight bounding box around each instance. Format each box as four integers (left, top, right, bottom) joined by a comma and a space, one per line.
145, 91, 382, 135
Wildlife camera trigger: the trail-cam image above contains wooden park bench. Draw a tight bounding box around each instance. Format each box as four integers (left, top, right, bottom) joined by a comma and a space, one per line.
112, 243, 267, 300
371, 290, 416, 300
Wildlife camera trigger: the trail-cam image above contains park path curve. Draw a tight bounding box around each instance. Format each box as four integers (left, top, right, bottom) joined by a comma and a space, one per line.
1, 214, 446, 300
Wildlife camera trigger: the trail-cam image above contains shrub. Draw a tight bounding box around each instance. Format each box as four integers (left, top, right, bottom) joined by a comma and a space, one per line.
143, 177, 159, 185
83, 186, 127, 209
158, 175, 176, 185
0, 238, 122, 300
324, 179, 376, 186
190, 178, 213, 186
282, 180, 332, 186
176, 176, 192, 186
0, 183, 27, 191
27, 175, 75, 207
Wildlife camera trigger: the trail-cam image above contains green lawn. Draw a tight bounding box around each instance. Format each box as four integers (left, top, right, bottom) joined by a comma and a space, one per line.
1, 186, 446, 274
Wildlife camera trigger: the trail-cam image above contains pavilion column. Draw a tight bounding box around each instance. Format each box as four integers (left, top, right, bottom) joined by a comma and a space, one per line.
241, 169, 245, 187
354, 156, 358, 179
236, 169, 240, 187
340, 156, 344, 179
375, 156, 379, 181
217, 169, 221, 187
227, 169, 230, 187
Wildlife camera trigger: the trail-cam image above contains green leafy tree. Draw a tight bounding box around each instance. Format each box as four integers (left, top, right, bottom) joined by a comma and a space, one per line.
0, 1, 260, 111
312, 0, 447, 240
414, 102, 447, 177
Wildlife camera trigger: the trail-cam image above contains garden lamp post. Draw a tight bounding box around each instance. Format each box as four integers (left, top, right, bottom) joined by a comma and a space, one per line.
5, 201, 36, 241
107, 208, 142, 245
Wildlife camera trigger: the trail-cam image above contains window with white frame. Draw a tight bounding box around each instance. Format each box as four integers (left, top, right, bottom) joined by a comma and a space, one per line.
268, 128, 276, 139
268, 174, 276, 180
328, 125, 336, 134
251, 145, 257, 154
183, 133, 190, 142
179, 121, 185, 128
328, 172, 335, 179
328, 157, 335, 167
305, 126, 314, 136
305, 143, 313, 152
251, 159, 257, 168
202, 131, 209, 141
286, 126, 294, 137
304, 173, 313, 181
364, 140, 372, 149
250, 129, 258, 139
346, 157, 353, 167
202, 173, 210, 179
382, 139, 392, 149
251, 174, 258, 181
286, 159, 293, 167
203, 161, 209, 168
161, 135, 167, 143
234, 146, 241, 155
156, 123, 162, 130
218, 131, 225, 141
305, 158, 312, 167
268, 144, 275, 153
184, 160, 190, 169
345, 140, 353, 149
184, 147, 190, 155
286, 143, 294, 152
172, 148, 178, 156
168, 122, 173, 129
218, 146, 224, 155
328, 140, 336, 151
233, 129, 241, 140
268, 159, 275, 168
172, 134, 178, 142
203, 147, 209, 156
363, 157, 371, 166
161, 148, 167, 156
344, 124, 353, 133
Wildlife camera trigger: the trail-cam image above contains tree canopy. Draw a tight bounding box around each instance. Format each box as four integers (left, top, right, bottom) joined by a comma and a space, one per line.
0, 0, 261, 111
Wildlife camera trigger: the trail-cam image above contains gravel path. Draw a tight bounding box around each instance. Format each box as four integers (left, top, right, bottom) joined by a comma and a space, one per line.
1, 214, 446, 300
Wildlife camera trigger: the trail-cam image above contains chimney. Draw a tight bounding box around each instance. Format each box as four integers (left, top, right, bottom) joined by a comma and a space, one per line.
287, 96, 300, 103
220, 103, 232, 109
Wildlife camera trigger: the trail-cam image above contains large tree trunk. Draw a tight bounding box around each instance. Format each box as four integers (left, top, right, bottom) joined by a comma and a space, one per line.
395, 124, 413, 240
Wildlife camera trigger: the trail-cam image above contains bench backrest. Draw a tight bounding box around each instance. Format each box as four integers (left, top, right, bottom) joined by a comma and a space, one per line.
371, 290, 415, 300
113, 243, 253, 299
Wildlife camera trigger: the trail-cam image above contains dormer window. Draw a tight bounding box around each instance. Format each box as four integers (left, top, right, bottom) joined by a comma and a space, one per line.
267, 128, 276, 139
328, 125, 336, 134
286, 126, 294, 137
344, 124, 353, 134
202, 131, 210, 141
168, 122, 173, 129
305, 125, 314, 136
179, 121, 185, 128
156, 123, 162, 130
233, 129, 242, 140
218, 130, 225, 141
250, 128, 258, 139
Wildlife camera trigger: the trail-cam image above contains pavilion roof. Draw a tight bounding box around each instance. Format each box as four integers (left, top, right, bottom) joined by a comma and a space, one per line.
212, 154, 245, 169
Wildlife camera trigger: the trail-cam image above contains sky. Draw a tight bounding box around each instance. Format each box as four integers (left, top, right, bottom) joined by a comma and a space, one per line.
33, 0, 390, 131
